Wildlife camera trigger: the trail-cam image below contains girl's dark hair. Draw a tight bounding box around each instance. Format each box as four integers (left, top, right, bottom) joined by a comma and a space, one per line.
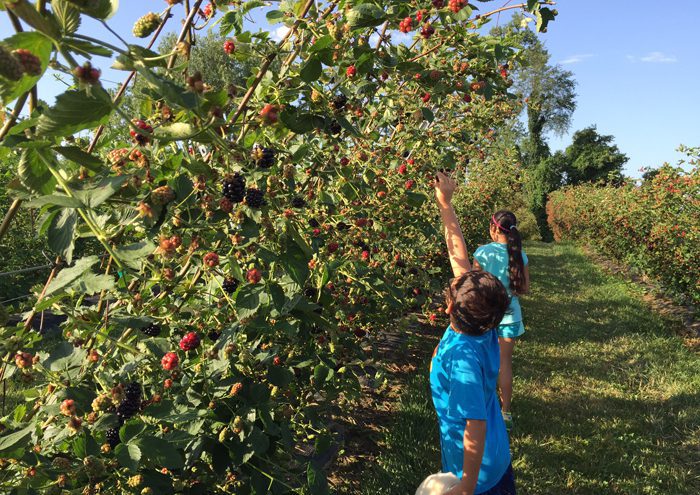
492, 210, 526, 294
446, 271, 510, 336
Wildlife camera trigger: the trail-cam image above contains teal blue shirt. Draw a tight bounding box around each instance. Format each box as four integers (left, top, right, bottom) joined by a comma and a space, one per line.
473, 242, 528, 325
430, 326, 511, 492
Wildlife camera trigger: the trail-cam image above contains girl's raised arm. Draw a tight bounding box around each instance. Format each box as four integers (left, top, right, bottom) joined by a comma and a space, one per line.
434, 172, 471, 277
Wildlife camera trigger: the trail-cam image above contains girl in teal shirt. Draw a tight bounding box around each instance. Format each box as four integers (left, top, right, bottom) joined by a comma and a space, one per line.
473, 211, 530, 429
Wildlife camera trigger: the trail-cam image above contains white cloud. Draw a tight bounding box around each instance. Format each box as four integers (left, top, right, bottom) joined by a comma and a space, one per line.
560, 54, 594, 65
271, 26, 291, 42
637, 51, 677, 63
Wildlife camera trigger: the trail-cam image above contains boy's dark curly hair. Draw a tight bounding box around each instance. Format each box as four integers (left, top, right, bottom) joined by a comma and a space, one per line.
446, 271, 510, 335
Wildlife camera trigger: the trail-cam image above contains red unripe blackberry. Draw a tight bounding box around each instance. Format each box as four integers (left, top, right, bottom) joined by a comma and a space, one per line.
179, 332, 201, 351
355, 218, 368, 228
399, 17, 413, 33
223, 39, 235, 54
405, 179, 415, 190
273, 356, 282, 366
141, 323, 161, 337
202, 3, 214, 17
346, 65, 356, 77
340, 157, 350, 166
422, 92, 431, 103
161, 352, 179, 370
13, 49, 41, 76
164, 378, 173, 389
259, 104, 279, 125
327, 242, 339, 254
246, 268, 262, 284
432, 0, 445, 7
203, 252, 219, 267
398, 163, 408, 174
448, 0, 466, 13
130, 119, 152, 145
420, 23, 435, 39
361, 250, 370, 261
464, 94, 472, 103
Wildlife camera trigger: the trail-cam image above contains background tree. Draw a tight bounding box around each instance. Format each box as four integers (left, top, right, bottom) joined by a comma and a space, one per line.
562, 126, 628, 185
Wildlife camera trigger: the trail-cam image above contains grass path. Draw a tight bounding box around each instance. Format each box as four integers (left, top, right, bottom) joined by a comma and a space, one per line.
347, 242, 700, 494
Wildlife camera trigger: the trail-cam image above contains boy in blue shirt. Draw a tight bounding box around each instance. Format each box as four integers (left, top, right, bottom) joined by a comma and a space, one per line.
430, 172, 516, 495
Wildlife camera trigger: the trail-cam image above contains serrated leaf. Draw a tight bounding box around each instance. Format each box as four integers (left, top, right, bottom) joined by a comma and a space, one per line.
18, 149, 56, 195
113, 241, 155, 270
300, 57, 322, 83
72, 175, 127, 208
235, 284, 265, 319
54, 146, 104, 172
52, 0, 81, 34
36, 88, 113, 137
281, 241, 309, 287
64, 38, 112, 58
134, 436, 184, 469
115, 443, 141, 472
220, 10, 243, 37
45, 255, 99, 296
0, 425, 33, 455
48, 208, 77, 264
347, 4, 386, 29
70, 272, 115, 295
527, 0, 538, 13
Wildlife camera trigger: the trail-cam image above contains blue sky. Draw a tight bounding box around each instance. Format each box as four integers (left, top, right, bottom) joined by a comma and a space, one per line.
2, 1, 698, 177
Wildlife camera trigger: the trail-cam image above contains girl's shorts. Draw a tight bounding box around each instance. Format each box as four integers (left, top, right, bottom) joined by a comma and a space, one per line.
498, 321, 525, 339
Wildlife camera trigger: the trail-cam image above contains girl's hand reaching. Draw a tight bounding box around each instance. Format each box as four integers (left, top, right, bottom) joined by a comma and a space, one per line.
434, 171, 457, 208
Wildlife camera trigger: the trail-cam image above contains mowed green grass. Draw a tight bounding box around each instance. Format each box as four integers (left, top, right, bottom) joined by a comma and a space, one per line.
353, 242, 700, 494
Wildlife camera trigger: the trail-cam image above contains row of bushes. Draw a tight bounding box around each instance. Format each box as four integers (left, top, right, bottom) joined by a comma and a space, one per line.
547, 153, 700, 304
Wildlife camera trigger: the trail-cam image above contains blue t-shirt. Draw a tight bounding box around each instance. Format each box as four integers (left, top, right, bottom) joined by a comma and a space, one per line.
430, 326, 510, 492
473, 242, 528, 325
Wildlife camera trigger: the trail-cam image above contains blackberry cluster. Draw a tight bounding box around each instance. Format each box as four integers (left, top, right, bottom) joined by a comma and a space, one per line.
331, 94, 348, 111
116, 382, 142, 424
141, 323, 161, 337
222, 173, 246, 203
106, 427, 120, 448
291, 197, 306, 208
222, 277, 239, 294
256, 147, 275, 169
245, 188, 266, 208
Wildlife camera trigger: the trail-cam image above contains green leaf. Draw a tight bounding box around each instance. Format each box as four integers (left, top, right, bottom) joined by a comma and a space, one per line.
307, 462, 330, 494
235, 284, 265, 319
64, 38, 113, 58
52, 0, 81, 34
73, 175, 128, 208
120, 420, 146, 443
137, 70, 197, 110
220, 11, 244, 37
405, 191, 428, 207
281, 241, 309, 287
115, 443, 141, 472
536, 7, 556, 32
134, 436, 184, 469
526, 0, 538, 13
266, 10, 285, 22
45, 255, 99, 296
36, 88, 113, 138
112, 45, 166, 70
0, 32, 53, 105
300, 57, 322, 83
113, 241, 155, 270
279, 107, 317, 134
54, 146, 104, 172
421, 107, 435, 122
0, 425, 33, 455
18, 149, 56, 195
70, 272, 115, 295
154, 122, 205, 141
67, 0, 118, 20
48, 208, 77, 264
347, 4, 386, 28
308, 35, 334, 52
267, 365, 293, 387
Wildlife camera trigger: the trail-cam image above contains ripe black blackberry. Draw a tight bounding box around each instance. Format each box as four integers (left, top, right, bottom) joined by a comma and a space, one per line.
141, 323, 161, 337
291, 196, 306, 208
328, 120, 342, 135
208, 330, 221, 342
245, 188, 266, 208
304, 288, 316, 299
106, 427, 120, 448
308, 218, 320, 228
257, 148, 275, 169
222, 277, 239, 294
336, 221, 349, 231
331, 94, 347, 111
116, 398, 140, 424
222, 173, 246, 203
124, 382, 142, 401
